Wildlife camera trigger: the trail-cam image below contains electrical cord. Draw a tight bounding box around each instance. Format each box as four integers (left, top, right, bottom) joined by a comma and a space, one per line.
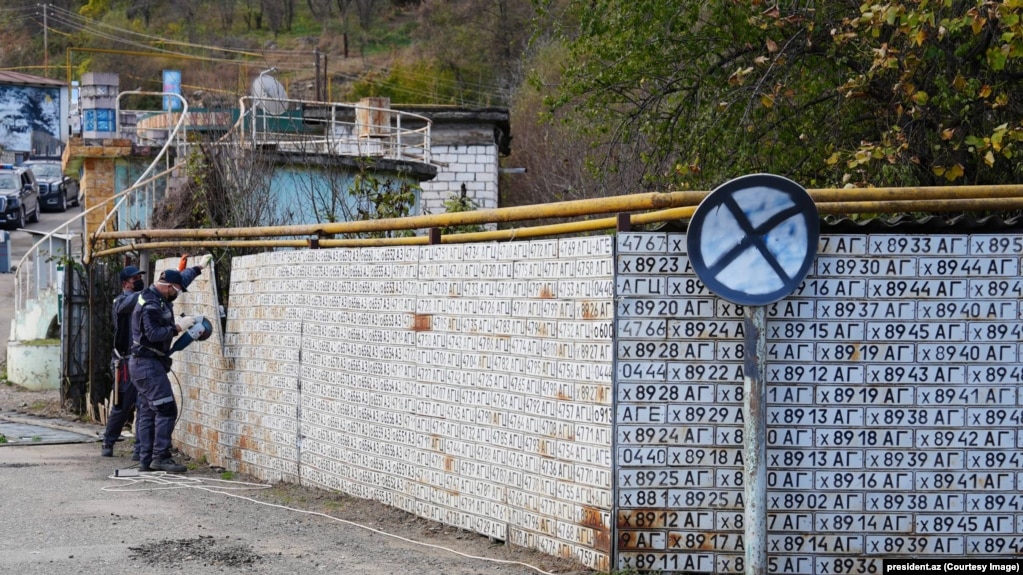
105, 473, 560, 575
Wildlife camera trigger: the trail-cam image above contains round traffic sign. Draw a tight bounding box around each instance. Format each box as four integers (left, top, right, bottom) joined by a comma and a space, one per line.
686, 174, 819, 306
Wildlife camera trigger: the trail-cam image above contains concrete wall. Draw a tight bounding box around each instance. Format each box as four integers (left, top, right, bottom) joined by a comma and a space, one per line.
6, 340, 60, 391
6, 287, 61, 390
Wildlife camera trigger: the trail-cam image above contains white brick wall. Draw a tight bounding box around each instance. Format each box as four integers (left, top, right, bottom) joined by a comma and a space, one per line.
421, 143, 499, 215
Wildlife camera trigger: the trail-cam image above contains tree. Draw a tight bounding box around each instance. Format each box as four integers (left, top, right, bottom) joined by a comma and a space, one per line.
831, 1, 1023, 187
439, 184, 485, 234
414, 0, 535, 105
504, 40, 641, 207
347, 162, 419, 238
126, 0, 157, 27
536, 0, 1023, 191
261, 0, 295, 35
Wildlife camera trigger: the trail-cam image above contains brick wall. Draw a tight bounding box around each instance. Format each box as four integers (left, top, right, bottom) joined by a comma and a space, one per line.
419, 143, 499, 216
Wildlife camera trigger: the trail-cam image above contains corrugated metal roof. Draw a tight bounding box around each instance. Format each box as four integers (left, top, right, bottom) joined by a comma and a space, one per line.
0, 71, 66, 87
821, 213, 1023, 233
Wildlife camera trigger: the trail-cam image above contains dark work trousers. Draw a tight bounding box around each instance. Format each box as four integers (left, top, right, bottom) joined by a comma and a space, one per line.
130, 355, 178, 468
101, 359, 140, 459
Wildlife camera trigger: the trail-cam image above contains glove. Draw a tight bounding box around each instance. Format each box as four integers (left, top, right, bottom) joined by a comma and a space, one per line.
175, 315, 195, 332
186, 316, 206, 339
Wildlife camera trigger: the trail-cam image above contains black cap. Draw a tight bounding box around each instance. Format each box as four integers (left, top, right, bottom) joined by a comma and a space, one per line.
119, 266, 145, 283
158, 269, 188, 292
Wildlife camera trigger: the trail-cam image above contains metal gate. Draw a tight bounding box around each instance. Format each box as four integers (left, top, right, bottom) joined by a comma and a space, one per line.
61, 261, 114, 418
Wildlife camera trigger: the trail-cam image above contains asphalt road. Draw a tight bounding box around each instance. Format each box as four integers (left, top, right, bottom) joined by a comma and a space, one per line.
0, 207, 591, 575
0, 435, 574, 575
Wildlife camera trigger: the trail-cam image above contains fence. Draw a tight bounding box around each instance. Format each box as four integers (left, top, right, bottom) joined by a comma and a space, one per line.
161, 223, 1023, 571
73, 145, 1023, 570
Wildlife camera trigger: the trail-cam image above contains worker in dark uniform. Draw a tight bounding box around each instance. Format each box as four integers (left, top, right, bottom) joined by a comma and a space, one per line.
129, 266, 202, 473
100, 265, 146, 459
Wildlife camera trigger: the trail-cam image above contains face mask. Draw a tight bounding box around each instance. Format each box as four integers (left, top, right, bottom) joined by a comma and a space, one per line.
132, 279, 144, 292
159, 282, 180, 302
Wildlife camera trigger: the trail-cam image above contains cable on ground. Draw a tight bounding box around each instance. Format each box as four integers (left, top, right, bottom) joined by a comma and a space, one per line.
104, 472, 560, 575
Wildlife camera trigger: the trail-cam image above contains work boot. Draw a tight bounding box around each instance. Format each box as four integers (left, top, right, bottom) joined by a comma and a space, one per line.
101, 444, 114, 457
150, 458, 187, 473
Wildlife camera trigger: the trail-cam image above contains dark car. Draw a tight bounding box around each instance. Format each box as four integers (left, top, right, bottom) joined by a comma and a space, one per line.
23, 159, 80, 212
0, 164, 40, 229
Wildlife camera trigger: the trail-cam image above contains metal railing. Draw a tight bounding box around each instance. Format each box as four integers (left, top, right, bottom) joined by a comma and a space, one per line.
233, 96, 433, 164
12, 91, 188, 313
14, 91, 438, 311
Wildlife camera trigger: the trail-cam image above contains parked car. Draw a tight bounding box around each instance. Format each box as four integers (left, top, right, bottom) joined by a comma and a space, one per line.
23, 159, 80, 212
0, 164, 40, 229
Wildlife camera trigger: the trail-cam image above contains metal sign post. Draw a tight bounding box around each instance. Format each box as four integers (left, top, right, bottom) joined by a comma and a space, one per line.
743, 303, 767, 572
687, 174, 819, 575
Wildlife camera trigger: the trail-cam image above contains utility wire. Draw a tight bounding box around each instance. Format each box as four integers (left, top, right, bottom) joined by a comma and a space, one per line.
0, 5, 37, 15
46, 4, 327, 59
34, 4, 504, 104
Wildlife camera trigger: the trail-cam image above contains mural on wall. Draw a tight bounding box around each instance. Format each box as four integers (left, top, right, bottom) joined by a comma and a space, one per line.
0, 84, 61, 154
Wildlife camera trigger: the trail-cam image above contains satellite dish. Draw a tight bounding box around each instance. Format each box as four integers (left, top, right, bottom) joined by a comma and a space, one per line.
251, 74, 289, 116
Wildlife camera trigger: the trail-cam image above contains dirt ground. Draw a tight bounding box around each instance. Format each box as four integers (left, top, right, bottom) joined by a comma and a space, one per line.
0, 380, 599, 575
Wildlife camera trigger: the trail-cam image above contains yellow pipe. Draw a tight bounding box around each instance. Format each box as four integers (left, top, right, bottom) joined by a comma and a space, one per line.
95, 184, 1023, 243
93, 239, 310, 257
809, 185, 1023, 203
431, 207, 700, 244
91, 194, 1023, 257
94, 191, 709, 240
92, 206, 701, 255
315, 236, 432, 248
89, 185, 1023, 255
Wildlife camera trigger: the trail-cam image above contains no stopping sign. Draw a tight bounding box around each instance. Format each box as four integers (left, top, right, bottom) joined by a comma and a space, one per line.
686, 174, 819, 306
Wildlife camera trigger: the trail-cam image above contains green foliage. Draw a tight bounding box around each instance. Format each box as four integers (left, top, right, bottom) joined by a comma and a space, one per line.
440, 188, 485, 234
541, 0, 1023, 191
542, 0, 844, 190
221, 470, 235, 480
344, 60, 472, 105
80, 0, 113, 20
0, 434, 6, 443
348, 162, 418, 238
830, 1, 1023, 186
362, 18, 417, 55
